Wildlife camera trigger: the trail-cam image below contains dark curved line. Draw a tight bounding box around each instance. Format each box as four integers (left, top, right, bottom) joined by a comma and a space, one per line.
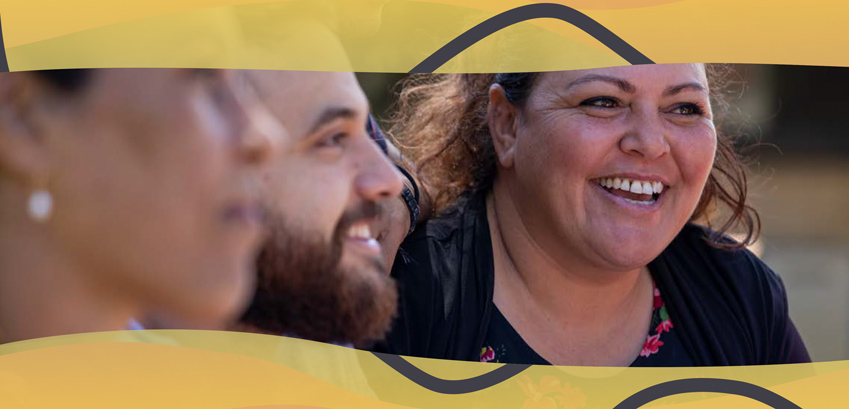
410, 2, 653, 73
372, 353, 806, 407
370, 352, 530, 394
612, 378, 803, 409
0, 14, 9, 72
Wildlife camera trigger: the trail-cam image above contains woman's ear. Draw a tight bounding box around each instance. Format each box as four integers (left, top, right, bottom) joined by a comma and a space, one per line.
487, 84, 519, 169
0, 73, 52, 187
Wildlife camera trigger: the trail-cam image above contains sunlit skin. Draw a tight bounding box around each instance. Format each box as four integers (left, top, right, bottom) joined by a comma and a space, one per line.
0, 69, 282, 342
486, 64, 716, 365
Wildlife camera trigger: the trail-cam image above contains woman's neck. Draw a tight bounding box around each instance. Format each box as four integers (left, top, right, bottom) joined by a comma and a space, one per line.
486, 180, 651, 330
0, 213, 135, 344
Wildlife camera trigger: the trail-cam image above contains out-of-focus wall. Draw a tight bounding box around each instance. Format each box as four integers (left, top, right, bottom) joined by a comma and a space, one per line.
729, 65, 849, 362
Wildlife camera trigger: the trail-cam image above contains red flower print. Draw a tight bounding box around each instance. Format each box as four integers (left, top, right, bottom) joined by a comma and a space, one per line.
640, 334, 664, 358
655, 318, 674, 334
653, 287, 663, 309
480, 346, 495, 362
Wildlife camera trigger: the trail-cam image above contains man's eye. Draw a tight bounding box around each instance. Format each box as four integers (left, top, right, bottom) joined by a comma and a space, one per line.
580, 97, 620, 108
318, 132, 348, 148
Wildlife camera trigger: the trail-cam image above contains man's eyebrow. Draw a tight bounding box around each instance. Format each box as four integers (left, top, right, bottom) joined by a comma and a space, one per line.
306, 107, 358, 135
566, 74, 636, 93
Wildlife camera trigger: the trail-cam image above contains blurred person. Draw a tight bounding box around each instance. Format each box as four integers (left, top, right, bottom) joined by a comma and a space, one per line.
0, 68, 281, 343
375, 64, 811, 366
235, 70, 405, 347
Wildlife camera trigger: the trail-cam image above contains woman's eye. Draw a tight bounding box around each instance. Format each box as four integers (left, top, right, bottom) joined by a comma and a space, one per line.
580, 97, 620, 109
671, 103, 704, 116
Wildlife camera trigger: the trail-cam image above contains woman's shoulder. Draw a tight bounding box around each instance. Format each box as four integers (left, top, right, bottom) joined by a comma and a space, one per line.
658, 224, 809, 364
395, 191, 488, 266
659, 223, 790, 329
666, 223, 782, 287
381, 191, 493, 359
390, 190, 491, 297
410, 191, 487, 241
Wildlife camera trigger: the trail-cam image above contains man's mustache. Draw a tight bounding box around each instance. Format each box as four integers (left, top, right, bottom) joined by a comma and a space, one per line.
335, 202, 381, 236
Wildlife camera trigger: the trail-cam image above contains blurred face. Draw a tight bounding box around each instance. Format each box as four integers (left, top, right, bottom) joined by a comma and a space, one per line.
239, 71, 403, 344
31, 69, 281, 325
502, 64, 716, 272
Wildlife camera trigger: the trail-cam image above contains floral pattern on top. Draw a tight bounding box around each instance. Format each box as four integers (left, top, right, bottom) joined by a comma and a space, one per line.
641, 282, 674, 358
481, 280, 674, 363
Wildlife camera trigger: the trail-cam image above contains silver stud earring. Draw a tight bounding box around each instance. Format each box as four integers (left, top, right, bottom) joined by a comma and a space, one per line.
27, 176, 52, 223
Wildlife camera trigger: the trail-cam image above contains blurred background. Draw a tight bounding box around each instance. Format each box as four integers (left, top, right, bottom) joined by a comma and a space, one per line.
358, 64, 849, 362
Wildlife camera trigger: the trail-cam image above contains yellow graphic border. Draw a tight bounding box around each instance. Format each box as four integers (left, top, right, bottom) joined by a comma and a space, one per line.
0, 1, 846, 408
1, 0, 848, 72
0, 330, 844, 408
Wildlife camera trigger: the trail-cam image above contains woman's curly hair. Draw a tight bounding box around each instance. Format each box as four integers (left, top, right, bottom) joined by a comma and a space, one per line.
387, 65, 760, 250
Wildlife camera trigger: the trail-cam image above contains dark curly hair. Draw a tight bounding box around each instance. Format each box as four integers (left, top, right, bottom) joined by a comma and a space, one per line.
388, 65, 760, 250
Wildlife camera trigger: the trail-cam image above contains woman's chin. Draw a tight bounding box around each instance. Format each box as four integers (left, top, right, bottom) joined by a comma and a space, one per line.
172, 271, 254, 329
589, 237, 667, 272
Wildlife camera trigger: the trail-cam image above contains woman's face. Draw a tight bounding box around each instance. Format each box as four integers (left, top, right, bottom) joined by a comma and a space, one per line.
507, 64, 716, 272
32, 69, 282, 325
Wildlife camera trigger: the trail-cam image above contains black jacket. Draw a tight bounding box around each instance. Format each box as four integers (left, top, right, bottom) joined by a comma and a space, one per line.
376, 191, 811, 366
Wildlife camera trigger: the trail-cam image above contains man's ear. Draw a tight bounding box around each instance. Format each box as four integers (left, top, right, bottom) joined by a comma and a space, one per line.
487, 84, 520, 169
0, 73, 52, 188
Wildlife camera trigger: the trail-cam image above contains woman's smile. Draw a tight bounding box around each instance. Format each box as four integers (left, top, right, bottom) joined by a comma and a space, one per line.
591, 174, 671, 214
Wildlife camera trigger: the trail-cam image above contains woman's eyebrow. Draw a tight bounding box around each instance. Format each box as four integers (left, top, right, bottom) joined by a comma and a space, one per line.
566, 74, 636, 93
663, 82, 707, 97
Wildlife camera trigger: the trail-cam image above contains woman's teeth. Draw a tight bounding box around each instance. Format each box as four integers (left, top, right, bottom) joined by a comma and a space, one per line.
598, 177, 664, 195
597, 177, 666, 205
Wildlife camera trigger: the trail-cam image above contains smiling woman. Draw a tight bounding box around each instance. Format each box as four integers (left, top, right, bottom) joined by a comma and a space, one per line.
375, 64, 809, 367
0, 69, 282, 343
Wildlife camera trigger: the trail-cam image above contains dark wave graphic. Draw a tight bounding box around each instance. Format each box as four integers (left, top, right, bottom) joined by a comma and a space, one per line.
371, 352, 531, 394
0, 14, 8, 72
611, 378, 803, 409
375, 356, 805, 408
409, 2, 654, 73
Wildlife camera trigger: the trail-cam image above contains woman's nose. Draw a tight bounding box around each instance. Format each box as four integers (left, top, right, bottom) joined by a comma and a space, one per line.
619, 108, 670, 160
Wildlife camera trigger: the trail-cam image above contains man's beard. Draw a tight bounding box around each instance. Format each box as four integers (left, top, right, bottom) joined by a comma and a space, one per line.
238, 203, 398, 346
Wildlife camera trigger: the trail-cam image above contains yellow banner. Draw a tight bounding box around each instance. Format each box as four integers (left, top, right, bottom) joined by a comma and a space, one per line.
2, 0, 848, 72
0, 330, 843, 408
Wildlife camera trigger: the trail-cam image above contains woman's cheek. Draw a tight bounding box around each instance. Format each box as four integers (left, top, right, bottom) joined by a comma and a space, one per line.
674, 127, 716, 178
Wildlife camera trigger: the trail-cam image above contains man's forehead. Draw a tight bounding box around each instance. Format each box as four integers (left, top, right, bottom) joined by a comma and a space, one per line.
286, 71, 363, 99
254, 71, 368, 135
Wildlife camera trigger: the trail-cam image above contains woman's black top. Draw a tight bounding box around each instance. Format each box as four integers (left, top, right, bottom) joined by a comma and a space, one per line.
375, 191, 811, 366
481, 281, 695, 366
